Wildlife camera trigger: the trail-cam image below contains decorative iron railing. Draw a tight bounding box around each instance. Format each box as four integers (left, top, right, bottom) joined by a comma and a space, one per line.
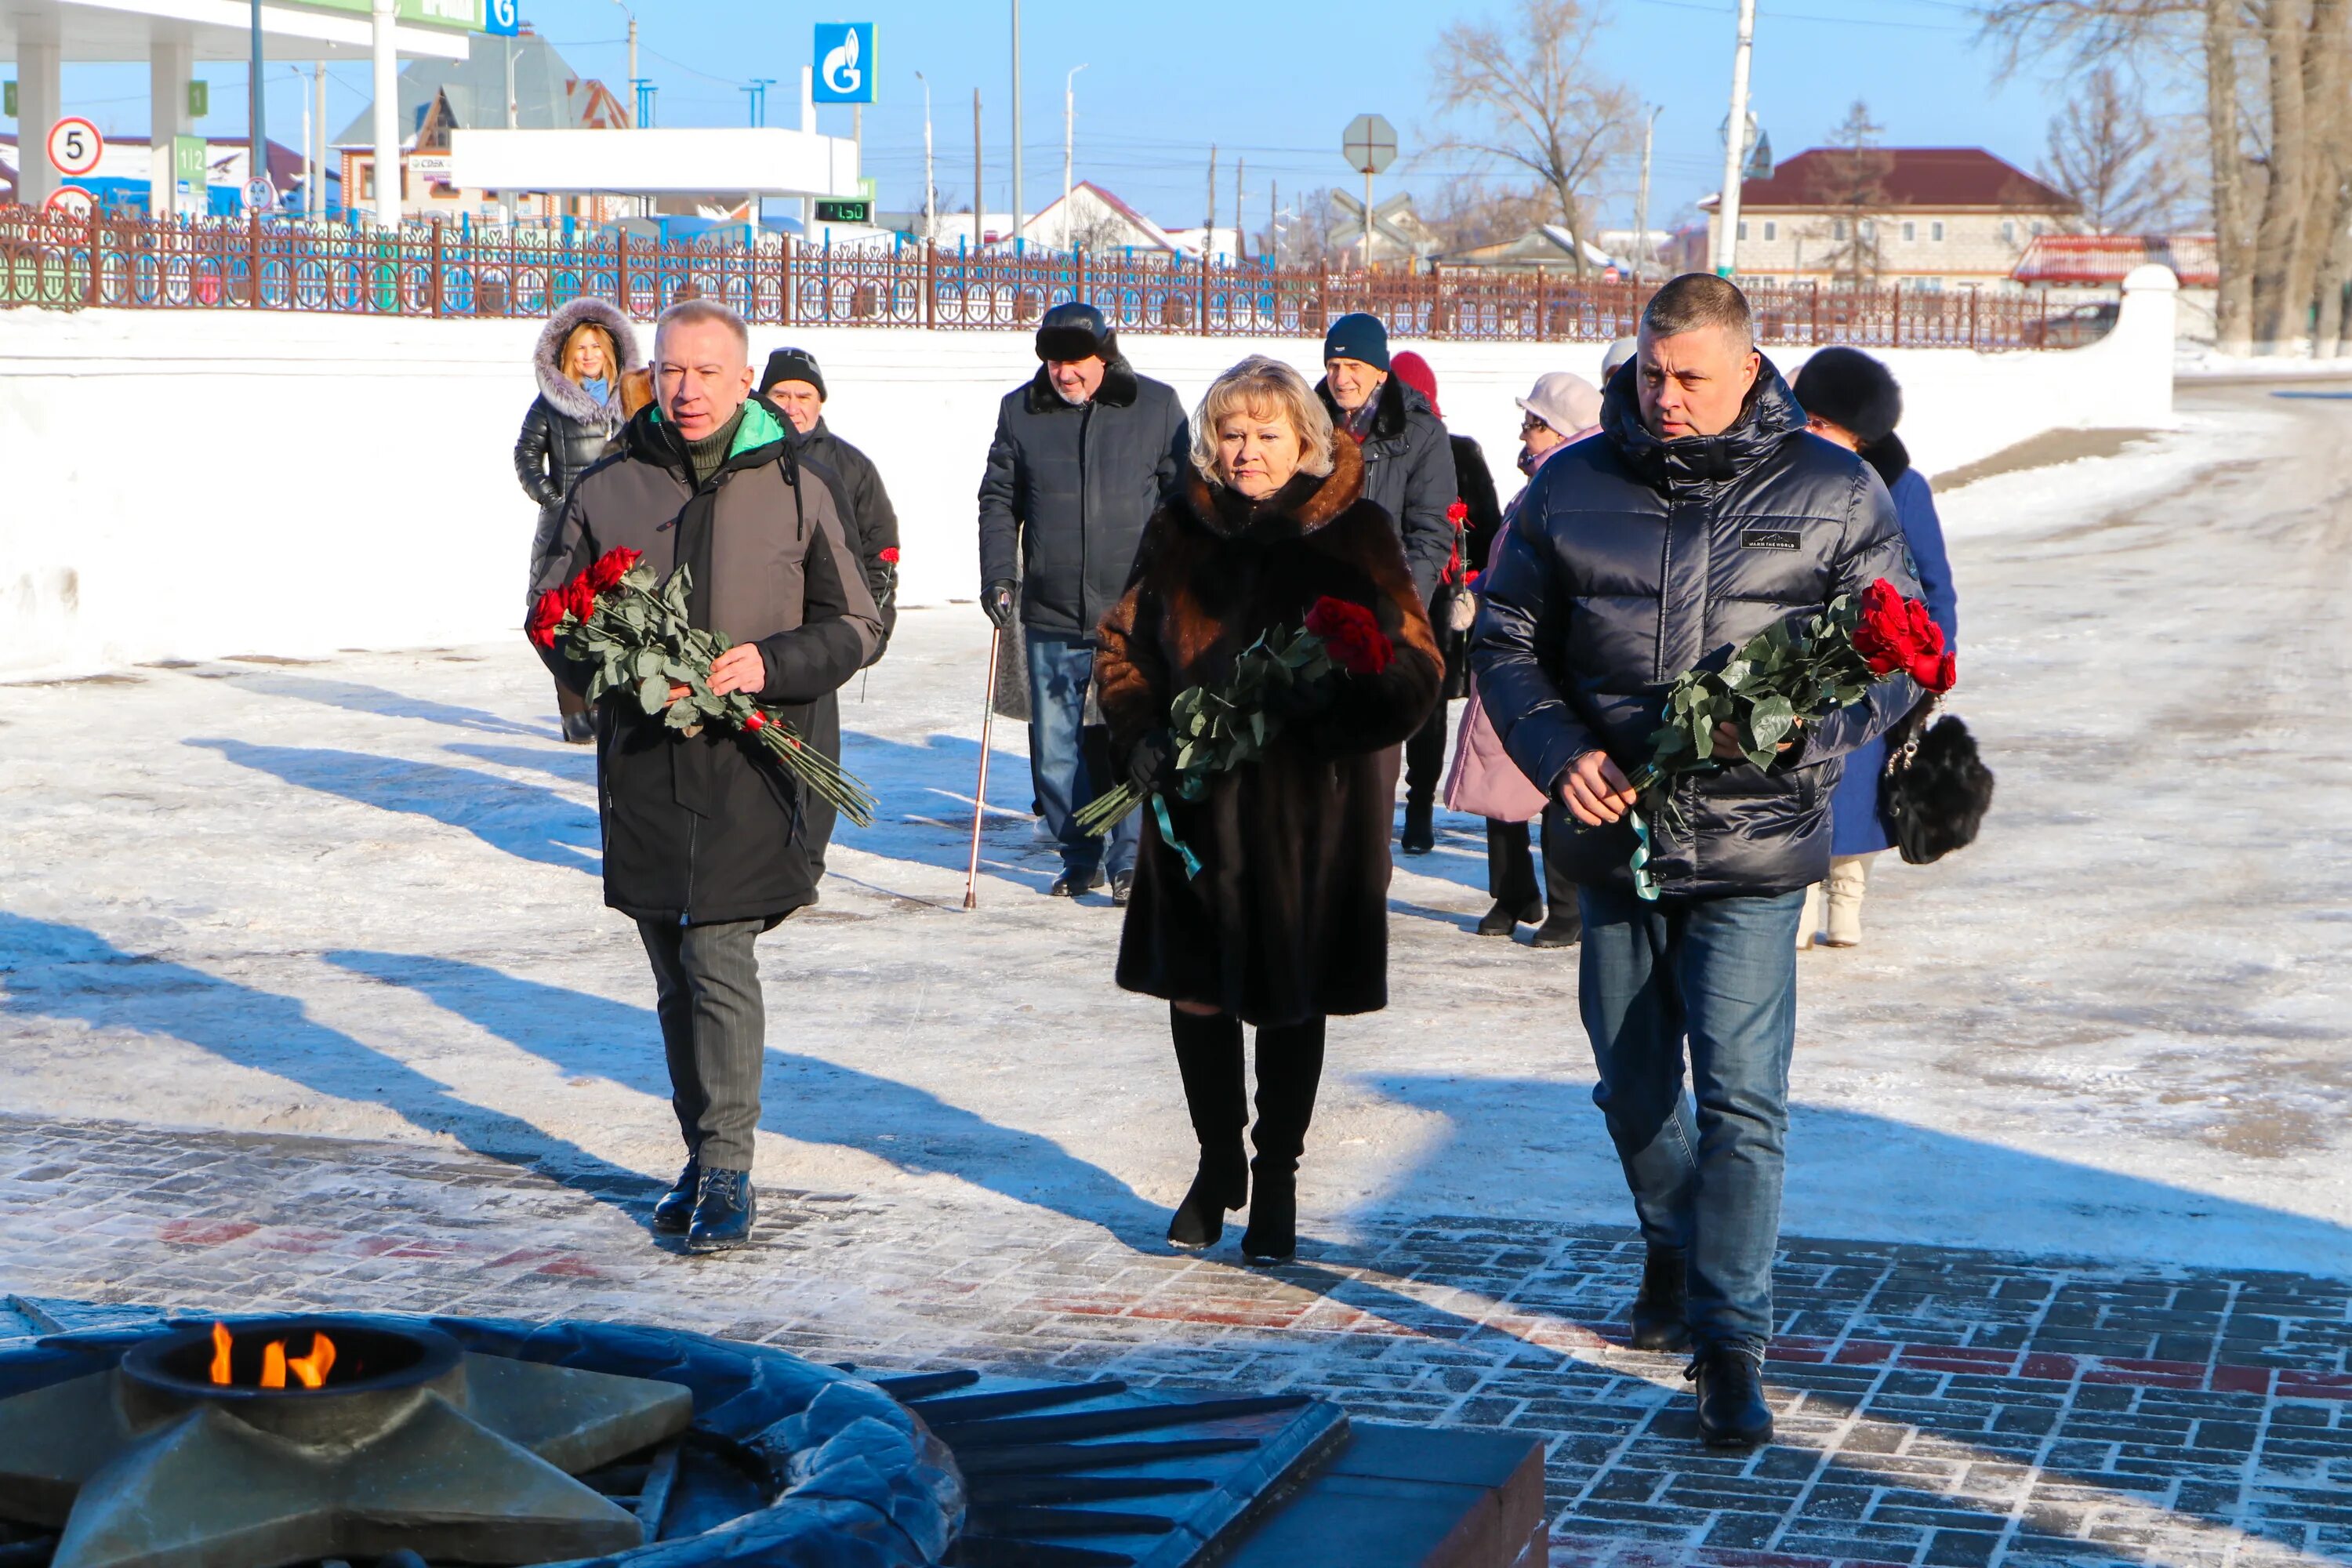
0, 207, 2069, 350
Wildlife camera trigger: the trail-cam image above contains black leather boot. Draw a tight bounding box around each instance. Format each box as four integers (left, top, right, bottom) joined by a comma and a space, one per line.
651, 1159, 700, 1235
1477, 898, 1544, 937
1400, 800, 1436, 855
1242, 1017, 1325, 1264
1687, 1344, 1775, 1448
685, 1168, 757, 1254
1530, 905, 1583, 948
1628, 1246, 1690, 1351
1167, 1008, 1248, 1248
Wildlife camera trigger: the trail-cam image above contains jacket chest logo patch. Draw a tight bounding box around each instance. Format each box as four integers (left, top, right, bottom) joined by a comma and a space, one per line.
1741, 527, 1801, 550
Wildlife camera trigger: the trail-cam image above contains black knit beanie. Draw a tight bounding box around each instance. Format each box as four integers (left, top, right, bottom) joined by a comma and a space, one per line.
760, 346, 827, 401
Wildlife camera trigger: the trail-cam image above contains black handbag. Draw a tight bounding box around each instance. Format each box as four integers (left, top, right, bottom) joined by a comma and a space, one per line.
1878, 698, 1996, 866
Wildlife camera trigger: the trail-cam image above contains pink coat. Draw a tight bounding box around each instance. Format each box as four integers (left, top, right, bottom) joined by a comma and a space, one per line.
1444, 678, 1547, 822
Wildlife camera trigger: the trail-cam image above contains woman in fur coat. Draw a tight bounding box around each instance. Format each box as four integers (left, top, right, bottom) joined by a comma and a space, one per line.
515, 298, 641, 742
1096, 355, 1443, 1264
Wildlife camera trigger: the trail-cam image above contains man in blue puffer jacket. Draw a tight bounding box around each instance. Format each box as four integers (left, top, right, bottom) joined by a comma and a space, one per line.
1470, 274, 1919, 1449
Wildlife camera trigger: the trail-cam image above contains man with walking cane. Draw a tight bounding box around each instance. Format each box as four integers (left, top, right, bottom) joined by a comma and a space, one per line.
977, 301, 1189, 905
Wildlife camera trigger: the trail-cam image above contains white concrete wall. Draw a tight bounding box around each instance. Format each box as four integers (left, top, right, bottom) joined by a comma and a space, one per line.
0, 270, 2175, 678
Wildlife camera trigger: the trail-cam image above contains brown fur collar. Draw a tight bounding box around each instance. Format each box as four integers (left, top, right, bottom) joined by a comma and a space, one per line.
1183, 432, 1365, 540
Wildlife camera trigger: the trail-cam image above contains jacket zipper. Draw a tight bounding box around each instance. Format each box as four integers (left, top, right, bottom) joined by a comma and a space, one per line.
1077, 400, 1094, 629
683, 813, 698, 927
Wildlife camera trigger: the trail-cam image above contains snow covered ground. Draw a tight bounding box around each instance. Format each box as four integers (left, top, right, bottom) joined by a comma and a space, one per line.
1, 383, 2345, 1279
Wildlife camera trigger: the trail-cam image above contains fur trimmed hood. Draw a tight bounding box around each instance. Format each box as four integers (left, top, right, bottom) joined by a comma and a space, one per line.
1184, 430, 1365, 541
532, 298, 642, 423
1022, 354, 1141, 414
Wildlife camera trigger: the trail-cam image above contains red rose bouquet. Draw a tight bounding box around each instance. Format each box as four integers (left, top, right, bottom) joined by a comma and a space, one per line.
1607, 576, 1955, 898
529, 547, 878, 827
1075, 594, 1396, 875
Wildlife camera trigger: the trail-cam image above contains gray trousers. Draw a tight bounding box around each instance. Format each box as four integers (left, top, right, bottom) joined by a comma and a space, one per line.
637, 917, 767, 1174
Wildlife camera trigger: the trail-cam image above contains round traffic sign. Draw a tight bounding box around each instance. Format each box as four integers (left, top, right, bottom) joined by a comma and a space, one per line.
45, 185, 96, 220
243, 176, 276, 213
47, 117, 103, 179
1341, 113, 1397, 177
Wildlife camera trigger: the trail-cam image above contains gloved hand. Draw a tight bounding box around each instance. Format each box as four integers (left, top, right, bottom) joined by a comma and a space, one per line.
982, 579, 1018, 630
1450, 590, 1479, 634
1126, 728, 1178, 794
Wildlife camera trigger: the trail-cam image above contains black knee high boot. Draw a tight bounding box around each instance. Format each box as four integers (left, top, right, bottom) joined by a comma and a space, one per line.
1243, 1015, 1327, 1264
1167, 1006, 1248, 1248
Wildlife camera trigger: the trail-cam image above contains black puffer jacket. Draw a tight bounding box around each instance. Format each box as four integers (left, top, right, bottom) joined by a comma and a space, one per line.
789, 416, 899, 660
1468, 359, 1919, 899
977, 359, 1190, 642
517, 299, 641, 601
1316, 373, 1457, 601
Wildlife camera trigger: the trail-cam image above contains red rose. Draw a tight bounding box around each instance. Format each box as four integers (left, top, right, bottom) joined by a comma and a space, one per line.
561, 574, 597, 626
879, 546, 901, 564
1446, 499, 1469, 528
1304, 596, 1395, 677
526, 590, 568, 650
1925, 650, 1958, 694
743, 710, 767, 731
1853, 577, 1955, 691
587, 546, 644, 593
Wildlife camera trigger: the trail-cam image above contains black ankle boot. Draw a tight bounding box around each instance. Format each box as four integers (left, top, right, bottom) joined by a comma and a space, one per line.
1476, 898, 1543, 937
1401, 800, 1436, 855
685, 1168, 756, 1254
651, 1159, 700, 1235
1687, 1344, 1774, 1448
1168, 1007, 1248, 1248
1241, 1017, 1325, 1265
1628, 1246, 1690, 1351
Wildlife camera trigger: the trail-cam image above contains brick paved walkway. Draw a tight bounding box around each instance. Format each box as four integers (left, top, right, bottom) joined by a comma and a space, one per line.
3, 1112, 2346, 1568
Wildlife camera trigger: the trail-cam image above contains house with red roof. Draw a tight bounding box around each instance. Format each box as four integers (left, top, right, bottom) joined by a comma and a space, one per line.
1700, 147, 2082, 293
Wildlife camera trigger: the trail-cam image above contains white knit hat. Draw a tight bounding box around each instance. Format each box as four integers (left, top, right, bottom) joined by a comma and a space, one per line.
1516, 372, 1603, 438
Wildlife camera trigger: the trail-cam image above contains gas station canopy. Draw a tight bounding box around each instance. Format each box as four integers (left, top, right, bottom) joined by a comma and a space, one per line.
449, 129, 864, 199
0, 0, 470, 63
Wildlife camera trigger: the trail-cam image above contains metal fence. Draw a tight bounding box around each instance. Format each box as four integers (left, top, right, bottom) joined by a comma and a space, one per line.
0, 205, 2069, 350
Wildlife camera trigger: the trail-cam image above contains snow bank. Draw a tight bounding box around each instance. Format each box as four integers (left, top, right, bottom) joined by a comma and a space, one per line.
0, 269, 2176, 677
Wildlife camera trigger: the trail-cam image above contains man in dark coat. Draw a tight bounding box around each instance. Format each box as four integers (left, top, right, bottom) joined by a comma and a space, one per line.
759, 345, 901, 884
1314, 314, 1457, 853
532, 299, 883, 1254
1471, 275, 1918, 1448
978, 300, 1189, 902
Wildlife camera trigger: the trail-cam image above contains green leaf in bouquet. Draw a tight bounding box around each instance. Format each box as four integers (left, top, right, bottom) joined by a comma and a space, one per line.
633, 647, 665, 681
1751, 694, 1795, 749
635, 673, 669, 716
1175, 742, 1196, 771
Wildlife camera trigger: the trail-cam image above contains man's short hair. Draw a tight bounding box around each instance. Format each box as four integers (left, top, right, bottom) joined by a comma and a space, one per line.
1641, 274, 1755, 350
654, 297, 751, 361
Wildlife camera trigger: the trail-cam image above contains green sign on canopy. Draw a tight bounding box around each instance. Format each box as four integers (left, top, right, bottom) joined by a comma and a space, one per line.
277, 0, 490, 31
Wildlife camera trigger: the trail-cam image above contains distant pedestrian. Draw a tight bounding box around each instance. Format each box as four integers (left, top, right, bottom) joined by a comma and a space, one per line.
978, 301, 1189, 903
1472, 276, 1920, 1448
1601, 336, 1639, 387
1472, 371, 1602, 945
517, 298, 639, 743
1314, 314, 1457, 851
760, 345, 903, 887
531, 299, 883, 1254
1788, 347, 1959, 949
1098, 355, 1442, 1264
1387, 351, 1497, 858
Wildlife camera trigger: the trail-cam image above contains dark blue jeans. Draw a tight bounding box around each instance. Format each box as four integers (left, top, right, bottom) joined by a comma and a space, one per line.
1577, 880, 1804, 1352
1025, 630, 1138, 880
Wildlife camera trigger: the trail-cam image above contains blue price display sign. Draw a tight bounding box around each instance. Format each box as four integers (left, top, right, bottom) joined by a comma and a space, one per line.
812, 23, 876, 105
484, 0, 518, 36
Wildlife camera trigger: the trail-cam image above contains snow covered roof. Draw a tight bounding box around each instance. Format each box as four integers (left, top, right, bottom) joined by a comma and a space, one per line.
1435, 223, 1612, 271
2013, 233, 2216, 287
331, 28, 625, 149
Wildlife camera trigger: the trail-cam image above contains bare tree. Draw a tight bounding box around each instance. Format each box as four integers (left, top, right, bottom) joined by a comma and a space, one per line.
2042, 67, 2191, 231
1428, 0, 1635, 278
1422, 181, 1555, 253
1806, 100, 1895, 289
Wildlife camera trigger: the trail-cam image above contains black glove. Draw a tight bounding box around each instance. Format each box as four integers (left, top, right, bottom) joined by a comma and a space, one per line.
982, 579, 1018, 630
1126, 728, 1178, 794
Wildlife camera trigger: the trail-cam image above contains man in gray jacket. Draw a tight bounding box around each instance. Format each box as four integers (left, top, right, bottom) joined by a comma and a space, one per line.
534, 299, 883, 1256
978, 301, 1189, 902
1472, 276, 1918, 1448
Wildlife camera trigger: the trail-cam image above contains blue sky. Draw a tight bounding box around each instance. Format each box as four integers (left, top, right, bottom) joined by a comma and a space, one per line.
18, 0, 2111, 232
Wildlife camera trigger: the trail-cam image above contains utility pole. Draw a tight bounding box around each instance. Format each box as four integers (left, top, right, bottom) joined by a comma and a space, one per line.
1635, 105, 1663, 280
1270, 180, 1279, 267
1711, 0, 1757, 278
610, 2, 637, 125
973, 87, 984, 245
1062, 64, 1086, 250
249, 0, 267, 208
1235, 155, 1245, 261
311, 61, 327, 218
370, 0, 397, 228
296, 66, 311, 219
1009, 0, 1024, 247
1206, 144, 1217, 260
916, 71, 935, 241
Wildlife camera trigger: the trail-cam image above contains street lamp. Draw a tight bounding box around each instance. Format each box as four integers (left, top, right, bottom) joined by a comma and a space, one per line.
914, 70, 935, 241
609, 0, 639, 127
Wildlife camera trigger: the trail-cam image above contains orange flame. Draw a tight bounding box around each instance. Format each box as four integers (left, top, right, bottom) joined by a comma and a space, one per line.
285, 1333, 336, 1390
209, 1323, 232, 1387
260, 1340, 288, 1389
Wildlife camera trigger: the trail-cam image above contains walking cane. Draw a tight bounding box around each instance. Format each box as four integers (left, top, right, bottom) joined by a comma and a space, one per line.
964, 627, 1004, 911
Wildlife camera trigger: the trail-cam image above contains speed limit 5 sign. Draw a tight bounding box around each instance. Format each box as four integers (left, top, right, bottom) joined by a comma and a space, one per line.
47, 118, 104, 178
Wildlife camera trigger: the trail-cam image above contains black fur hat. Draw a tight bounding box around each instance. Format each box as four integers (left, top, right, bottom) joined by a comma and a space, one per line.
1793, 346, 1902, 445
1036, 300, 1118, 363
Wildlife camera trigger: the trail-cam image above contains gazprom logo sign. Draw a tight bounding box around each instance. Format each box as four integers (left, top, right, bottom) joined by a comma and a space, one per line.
812, 23, 876, 105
